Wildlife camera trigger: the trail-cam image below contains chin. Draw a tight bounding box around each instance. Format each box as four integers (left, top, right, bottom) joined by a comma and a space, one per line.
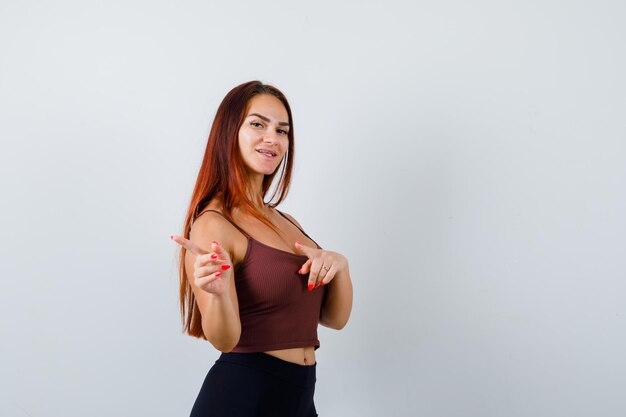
253, 166, 278, 176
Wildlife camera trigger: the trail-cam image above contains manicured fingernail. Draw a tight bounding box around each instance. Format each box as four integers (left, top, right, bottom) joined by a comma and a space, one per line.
211, 254, 217, 259
296, 241, 302, 246
212, 241, 218, 244
170, 235, 173, 239
221, 264, 231, 270
215, 272, 222, 277
308, 284, 314, 291
298, 269, 303, 274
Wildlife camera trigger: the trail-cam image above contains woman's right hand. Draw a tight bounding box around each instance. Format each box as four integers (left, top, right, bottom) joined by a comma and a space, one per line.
171, 236, 233, 296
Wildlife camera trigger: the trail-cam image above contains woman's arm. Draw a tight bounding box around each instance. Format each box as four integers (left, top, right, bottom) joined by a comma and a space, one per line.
319, 263, 353, 330
279, 210, 353, 330
186, 213, 242, 351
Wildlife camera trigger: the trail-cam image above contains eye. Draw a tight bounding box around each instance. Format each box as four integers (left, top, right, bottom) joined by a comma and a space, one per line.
250, 121, 263, 128
277, 129, 289, 135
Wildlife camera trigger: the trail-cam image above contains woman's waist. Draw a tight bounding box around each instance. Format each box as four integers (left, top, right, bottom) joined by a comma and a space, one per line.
217, 350, 317, 387
263, 346, 316, 366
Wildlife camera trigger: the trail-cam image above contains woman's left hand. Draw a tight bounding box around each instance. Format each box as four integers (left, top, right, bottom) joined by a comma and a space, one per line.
294, 241, 348, 291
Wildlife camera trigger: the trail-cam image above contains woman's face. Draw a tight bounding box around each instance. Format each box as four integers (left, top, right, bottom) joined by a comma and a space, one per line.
238, 94, 290, 178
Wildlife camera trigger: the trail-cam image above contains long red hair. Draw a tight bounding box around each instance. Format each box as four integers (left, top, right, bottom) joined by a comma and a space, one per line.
176, 80, 296, 338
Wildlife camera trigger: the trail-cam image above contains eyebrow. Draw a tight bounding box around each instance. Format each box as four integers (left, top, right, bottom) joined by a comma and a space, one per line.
247, 113, 290, 127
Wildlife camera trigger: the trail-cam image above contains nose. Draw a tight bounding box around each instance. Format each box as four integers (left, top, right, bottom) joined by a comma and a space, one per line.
262, 130, 280, 144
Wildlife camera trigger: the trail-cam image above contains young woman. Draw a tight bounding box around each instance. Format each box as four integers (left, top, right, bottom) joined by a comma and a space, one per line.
171, 81, 353, 416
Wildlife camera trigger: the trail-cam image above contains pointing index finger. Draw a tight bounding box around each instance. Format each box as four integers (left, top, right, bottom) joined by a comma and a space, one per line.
170, 235, 210, 257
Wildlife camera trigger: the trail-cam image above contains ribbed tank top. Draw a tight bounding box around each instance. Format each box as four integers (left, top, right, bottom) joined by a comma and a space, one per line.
198, 209, 327, 353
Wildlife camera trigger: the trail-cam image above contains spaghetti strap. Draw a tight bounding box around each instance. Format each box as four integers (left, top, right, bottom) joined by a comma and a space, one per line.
275, 209, 322, 249
195, 209, 252, 240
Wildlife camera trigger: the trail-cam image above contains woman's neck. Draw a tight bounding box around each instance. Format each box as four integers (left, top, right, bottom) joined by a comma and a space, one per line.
246, 179, 271, 215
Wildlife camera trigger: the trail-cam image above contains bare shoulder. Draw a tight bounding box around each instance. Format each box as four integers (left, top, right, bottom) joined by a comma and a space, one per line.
190, 211, 232, 253
190, 203, 247, 265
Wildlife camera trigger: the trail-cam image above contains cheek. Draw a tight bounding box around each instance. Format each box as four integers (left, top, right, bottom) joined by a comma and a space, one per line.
238, 128, 256, 147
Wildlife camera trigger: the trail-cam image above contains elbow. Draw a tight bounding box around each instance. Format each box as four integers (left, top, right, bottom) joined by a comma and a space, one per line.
215, 344, 236, 353
334, 318, 349, 330
210, 337, 240, 353
208, 337, 227, 352
320, 315, 349, 330
203, 327, 241, 353
329, 323, 346, 331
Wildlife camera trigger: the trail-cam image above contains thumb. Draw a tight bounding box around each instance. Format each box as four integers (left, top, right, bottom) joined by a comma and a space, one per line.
210, 240, 230, 260
294, 240, 313, 256
298, 259, 312, 275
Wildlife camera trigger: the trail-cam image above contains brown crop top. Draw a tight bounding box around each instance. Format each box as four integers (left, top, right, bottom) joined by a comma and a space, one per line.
197, 209, 328, 353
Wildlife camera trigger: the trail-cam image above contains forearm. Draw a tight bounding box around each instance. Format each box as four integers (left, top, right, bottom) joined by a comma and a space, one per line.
202, 292, 241, 351
320, 265, 353, 330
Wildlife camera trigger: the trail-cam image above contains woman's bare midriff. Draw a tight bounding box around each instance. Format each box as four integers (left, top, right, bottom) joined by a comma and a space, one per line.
264, 346, 316, 366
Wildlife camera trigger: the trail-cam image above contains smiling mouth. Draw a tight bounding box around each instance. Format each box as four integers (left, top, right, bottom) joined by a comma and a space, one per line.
256, 149, 277, 157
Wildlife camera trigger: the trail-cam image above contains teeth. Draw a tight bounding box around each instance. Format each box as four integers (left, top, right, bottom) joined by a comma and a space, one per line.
257, 150, 275, 156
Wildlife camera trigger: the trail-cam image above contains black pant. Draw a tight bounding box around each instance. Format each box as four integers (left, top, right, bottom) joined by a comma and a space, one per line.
190, 352, 318, 417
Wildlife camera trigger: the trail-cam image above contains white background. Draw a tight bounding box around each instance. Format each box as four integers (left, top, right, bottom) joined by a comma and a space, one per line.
1, 1, 625, 416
